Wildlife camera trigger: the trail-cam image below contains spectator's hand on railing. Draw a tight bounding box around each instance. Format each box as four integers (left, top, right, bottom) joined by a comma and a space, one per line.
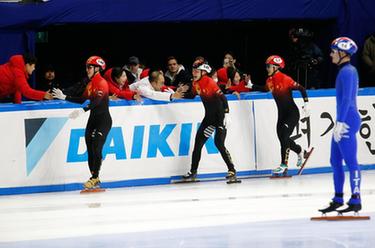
176, 84, 189, 94
133, 93, 143, 103
172, 91, 184, 99
232, 91, 240, 99
225, 79, 232, 89
109, 94, 119, 100
44, 91, 53, 100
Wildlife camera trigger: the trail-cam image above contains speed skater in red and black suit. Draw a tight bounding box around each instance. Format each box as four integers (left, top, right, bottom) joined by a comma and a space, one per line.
52, 56, 112, 189
182, 60, 238, 182
246, 55, 310, 176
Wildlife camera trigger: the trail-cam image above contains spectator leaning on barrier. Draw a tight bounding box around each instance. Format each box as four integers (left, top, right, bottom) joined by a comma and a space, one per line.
216, 51, 236, 89
52, 56, 112, 190
103, 67, 141, 101
0, 53, 53, 103
220, 66, 251, 99
129, 69, 187, 102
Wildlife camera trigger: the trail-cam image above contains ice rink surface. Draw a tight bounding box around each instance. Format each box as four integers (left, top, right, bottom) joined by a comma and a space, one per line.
1, 171, 374, 248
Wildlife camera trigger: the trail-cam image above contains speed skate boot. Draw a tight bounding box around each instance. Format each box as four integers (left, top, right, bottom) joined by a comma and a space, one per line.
182, 171, 197, 182
226, 171, 241, 184
296, 151, 304, 168
83, 177, 101, 189
319, 193, 344, 214
337, 203, 362, 215
337, 195, 362, 215
319, 201, 344, 214
272, 163, 288, 176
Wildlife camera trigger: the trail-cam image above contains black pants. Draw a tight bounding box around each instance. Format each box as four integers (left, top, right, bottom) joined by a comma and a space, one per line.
85, 114, 112, 178
276, 109, 302, 165
190, 119, 235, 173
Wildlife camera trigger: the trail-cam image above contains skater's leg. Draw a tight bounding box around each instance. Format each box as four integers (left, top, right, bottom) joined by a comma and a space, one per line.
276, 119, 290, 166
285, 113, 302, 156
214, 126, 235, 172
340, 132, 361, 205
91, 129, 108, 178
85, 126, 95, 176
330, 137, 345, 204
190, 122, 210, 173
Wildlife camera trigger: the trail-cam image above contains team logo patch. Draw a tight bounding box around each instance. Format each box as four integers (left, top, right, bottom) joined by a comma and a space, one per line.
337, 42, 351, 50
96, 59, 105, 66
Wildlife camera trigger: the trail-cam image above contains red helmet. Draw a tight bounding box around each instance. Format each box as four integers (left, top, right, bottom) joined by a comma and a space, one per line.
265, 55, 285, 69
86, 56, 106, 70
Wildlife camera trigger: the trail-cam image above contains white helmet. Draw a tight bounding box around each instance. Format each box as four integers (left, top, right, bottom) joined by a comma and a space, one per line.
331, 37, 358, 56
194, 63, 212, 73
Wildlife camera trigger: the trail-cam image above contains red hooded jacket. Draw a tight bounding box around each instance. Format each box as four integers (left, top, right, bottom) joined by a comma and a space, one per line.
0, 55, 45, 103
103, 68, 135, 100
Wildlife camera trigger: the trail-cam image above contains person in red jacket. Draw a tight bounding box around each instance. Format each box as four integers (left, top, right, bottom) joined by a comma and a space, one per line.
219, 67, 251, 99
103, 67, 141, 101
0, 53, 52, 103
52, 56, 112, 190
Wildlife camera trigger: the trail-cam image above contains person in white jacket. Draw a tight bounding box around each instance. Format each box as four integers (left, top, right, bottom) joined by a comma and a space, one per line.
129, 69, 187, 101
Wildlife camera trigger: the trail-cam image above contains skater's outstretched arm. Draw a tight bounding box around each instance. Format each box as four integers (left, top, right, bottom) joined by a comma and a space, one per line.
245, 80, 268, 92
291, 81, 309, 103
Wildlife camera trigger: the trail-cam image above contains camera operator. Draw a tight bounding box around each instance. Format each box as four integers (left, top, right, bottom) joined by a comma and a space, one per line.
285, 27, 324, 89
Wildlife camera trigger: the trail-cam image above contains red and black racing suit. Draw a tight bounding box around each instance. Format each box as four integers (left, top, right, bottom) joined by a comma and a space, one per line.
254, 71, 308, 165
187, 75, 236, 173
66, 73, 112, 178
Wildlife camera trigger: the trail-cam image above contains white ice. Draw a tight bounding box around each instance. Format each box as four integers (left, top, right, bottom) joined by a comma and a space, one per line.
1, 171, 375, 248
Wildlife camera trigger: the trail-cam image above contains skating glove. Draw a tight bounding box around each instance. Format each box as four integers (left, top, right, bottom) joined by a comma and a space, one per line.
52, 88, 66, 100
301, 102, 310, 118
333, 121, 350, 143
68, 108, 85, 119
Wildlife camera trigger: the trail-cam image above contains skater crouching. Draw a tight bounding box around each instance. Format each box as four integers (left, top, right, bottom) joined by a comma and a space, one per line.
52, 56, 112, 190
182, 59, 239, 183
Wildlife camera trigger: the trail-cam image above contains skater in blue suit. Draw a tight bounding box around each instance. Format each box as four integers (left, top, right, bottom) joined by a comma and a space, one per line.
319, 37, 362, 214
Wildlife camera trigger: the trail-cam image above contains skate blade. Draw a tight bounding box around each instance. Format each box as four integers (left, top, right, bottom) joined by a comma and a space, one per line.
171, 179, 200, 184
269, 175, 292, 179
297, 147, 314, 175
80, 188, 106, 194
226, 179, 242, 184
311, 215, 370, 221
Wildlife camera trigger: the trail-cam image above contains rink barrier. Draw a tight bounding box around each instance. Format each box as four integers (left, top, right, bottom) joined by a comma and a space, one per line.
1, 87, 375, 112
0, 87, 374, 195
1, 165, 375, 195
